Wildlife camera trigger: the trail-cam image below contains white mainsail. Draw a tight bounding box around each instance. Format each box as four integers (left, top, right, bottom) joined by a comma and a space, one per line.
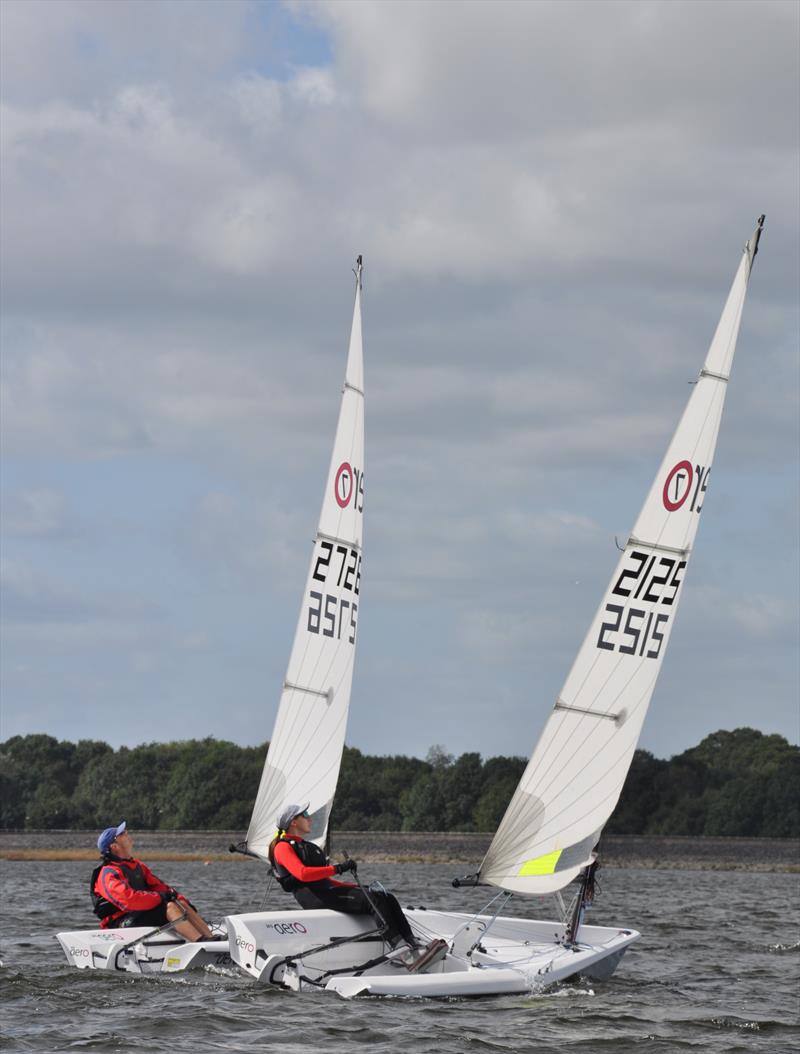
245, 258, 365, 860
480, 217, 765, 895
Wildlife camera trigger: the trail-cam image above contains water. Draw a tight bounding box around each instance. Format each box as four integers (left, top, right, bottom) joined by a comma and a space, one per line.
1, 860, 798, 1053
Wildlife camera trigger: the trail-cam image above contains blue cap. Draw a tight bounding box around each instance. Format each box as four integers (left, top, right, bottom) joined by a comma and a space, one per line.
97, 820, 126, 854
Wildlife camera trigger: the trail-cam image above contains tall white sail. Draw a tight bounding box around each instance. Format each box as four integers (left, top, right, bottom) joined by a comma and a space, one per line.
480, 218, 764, 895
245, 258, 365, 860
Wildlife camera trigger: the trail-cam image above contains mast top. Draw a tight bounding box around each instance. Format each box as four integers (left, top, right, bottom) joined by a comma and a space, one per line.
748, 214, 765, 264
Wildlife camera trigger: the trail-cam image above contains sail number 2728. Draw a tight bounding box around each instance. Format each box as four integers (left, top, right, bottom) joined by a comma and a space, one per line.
596, 549, 687, 660
307, 540, 361, 644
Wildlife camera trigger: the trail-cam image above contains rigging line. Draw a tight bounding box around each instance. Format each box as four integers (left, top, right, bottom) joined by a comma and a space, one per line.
448, 890, 513, 947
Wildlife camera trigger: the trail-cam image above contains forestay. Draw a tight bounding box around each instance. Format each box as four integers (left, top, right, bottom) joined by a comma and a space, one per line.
245, 259, 365, 860
480, 218, 764, 895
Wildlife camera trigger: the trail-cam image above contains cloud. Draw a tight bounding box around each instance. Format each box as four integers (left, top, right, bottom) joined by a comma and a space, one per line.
0, 0, 797, 757
1, 489, 73, 538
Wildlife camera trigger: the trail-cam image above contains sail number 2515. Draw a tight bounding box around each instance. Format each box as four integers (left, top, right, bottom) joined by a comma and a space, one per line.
307, 540, 361, 645
596, 549, 687, 660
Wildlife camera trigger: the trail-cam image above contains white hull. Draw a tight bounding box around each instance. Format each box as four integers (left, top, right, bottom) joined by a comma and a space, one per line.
224, 907, 639, 998
56, 927, 231, 974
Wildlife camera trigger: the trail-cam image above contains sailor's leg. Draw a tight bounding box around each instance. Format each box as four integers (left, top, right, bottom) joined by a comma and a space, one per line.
300, 885, 413, 946
368, 891, 417, 946
165, 901, 207, 941
176, 899, 214, 940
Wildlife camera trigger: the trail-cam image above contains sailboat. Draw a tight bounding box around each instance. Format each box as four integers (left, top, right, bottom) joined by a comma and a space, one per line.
55, 256, 366, 975
225, 217, 765, 997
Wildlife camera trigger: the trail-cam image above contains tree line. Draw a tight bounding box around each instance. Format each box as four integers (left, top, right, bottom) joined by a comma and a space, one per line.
1, 727, 796, 837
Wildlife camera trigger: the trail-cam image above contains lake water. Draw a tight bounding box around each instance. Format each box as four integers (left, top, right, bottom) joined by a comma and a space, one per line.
1, 860, 798, 1053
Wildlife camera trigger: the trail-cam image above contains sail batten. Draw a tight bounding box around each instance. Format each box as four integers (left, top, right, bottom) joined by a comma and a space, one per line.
245, 259, 365, 860
480, 218, 764, 896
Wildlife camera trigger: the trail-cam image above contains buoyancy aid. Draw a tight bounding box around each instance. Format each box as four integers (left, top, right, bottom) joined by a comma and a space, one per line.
271, 836, 332, 893
90, 857, 155, 924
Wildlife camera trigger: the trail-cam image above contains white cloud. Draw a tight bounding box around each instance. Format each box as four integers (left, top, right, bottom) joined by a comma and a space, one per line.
0, 0, 797, 756
1, 489, 72, 538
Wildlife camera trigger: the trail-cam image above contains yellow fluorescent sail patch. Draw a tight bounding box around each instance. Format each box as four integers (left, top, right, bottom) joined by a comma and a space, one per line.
518, 849, 562, 876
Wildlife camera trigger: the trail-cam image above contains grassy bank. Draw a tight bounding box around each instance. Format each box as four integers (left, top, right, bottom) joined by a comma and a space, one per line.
2, 831, 798, 871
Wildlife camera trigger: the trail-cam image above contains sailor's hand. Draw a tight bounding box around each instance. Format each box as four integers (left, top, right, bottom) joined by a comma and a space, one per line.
336, 859, 357, 875
160, 889, 178, 903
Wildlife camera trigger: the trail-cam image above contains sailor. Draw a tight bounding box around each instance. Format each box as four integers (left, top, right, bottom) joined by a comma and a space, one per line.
91, 821, 214, 941
269, 803, 419, 949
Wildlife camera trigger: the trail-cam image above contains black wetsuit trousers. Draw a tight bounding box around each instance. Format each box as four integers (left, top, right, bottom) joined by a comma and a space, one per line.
294, 884, 415, 945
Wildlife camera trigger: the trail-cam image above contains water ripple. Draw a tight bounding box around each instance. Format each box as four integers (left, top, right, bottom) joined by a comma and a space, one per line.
1, 861, 799, 1054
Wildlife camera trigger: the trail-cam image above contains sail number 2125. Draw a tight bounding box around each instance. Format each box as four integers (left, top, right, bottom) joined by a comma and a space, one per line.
596, 549, 687, 660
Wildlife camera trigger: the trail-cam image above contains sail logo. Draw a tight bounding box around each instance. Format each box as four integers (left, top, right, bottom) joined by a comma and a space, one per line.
334, 462, 364, 512
662, 460, 710, 513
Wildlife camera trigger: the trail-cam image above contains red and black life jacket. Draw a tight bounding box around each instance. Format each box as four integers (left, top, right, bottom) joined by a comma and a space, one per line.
89, 856, 150, 921
271, 836, 330, 893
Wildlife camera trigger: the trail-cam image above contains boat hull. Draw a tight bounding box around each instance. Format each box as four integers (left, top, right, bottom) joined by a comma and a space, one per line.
56, 928, 231, 973
224, 906, 639, 997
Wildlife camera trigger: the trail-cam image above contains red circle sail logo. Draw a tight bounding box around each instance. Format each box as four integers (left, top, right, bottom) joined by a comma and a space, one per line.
334, 462, 353, 508
662, 460, 693, 511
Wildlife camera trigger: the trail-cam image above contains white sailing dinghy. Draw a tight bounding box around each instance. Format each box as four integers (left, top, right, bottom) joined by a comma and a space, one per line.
55, 257, 366, 975
226, 217, 765, 997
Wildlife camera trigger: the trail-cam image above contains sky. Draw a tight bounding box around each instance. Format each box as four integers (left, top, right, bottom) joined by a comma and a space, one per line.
1, 0, 798, 766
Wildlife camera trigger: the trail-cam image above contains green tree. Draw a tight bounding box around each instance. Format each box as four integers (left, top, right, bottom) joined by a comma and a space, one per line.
608, 750, 669, 834
400, 773, 447, 831
161, 738, 263, 830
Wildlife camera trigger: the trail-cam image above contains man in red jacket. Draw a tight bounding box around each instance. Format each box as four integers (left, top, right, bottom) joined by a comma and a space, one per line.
91, 821, 213, 941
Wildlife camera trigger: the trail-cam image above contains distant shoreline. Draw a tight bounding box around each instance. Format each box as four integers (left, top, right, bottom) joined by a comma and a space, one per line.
1, 830, 797, 872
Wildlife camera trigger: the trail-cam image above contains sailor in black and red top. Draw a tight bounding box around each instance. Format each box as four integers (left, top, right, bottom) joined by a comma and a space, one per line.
269, 804, 417, 948
92, 853, 173, 928
91, 821, 214, 941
